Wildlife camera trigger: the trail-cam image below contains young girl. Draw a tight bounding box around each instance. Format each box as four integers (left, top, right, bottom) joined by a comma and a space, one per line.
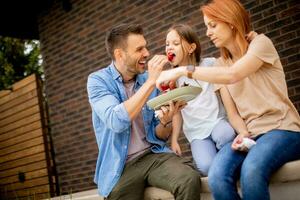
165, 24, 236, 176
157, 0, 300, 199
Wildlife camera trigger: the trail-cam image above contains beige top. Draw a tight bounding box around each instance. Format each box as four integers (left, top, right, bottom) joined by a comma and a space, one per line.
215, 34, 300, 137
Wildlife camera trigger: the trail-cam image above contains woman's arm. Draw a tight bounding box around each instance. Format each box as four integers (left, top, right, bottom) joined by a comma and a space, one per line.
219, 86, 251, 150
219, 87, 249, 136
156, 54, 264, 89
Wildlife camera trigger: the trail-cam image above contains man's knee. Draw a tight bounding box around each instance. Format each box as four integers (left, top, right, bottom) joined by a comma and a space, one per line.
174, 169, 201, 199
169, 163, 201, 190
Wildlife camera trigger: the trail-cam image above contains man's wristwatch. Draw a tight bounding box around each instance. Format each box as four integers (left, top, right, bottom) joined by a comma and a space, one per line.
186, 65, 195, 79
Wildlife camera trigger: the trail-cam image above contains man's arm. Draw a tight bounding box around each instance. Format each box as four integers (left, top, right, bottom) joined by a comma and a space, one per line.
87, 56, 168, 132
124, 55, 168, 120
87, 74, 131, 133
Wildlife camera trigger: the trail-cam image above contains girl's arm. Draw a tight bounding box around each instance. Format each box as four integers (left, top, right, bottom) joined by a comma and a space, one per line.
171, 112, 183, 155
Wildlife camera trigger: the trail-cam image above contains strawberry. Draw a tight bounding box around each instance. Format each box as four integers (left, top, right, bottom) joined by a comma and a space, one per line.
160, 80, 176, 92
160, 83, 170, 92
167, 53, 175, 61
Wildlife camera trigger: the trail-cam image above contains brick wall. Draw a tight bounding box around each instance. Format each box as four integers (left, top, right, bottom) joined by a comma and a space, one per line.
38, 0, 300, 195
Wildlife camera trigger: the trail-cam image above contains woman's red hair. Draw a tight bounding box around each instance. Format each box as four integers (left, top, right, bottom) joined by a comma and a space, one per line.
201, 0, 251, 60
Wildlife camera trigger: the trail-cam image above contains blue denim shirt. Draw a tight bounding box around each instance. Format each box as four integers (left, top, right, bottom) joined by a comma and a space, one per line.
87, 62, 171, 197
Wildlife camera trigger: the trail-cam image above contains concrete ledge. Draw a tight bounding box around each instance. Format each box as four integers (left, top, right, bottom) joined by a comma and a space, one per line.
48, 189, 102, 200
270, 160, 300, 183
47, 160, 300, 200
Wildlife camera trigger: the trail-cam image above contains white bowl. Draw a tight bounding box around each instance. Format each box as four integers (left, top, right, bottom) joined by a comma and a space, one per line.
147, 86, 202, 110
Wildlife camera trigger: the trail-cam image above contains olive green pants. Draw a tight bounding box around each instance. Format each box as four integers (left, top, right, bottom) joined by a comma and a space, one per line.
107, 151, 201, 200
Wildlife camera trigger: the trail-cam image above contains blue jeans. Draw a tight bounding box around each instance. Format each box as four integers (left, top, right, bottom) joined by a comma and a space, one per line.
208, 129, 300, 200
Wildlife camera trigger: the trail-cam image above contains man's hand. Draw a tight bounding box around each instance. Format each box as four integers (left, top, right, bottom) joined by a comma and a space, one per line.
147, 55, 169, 84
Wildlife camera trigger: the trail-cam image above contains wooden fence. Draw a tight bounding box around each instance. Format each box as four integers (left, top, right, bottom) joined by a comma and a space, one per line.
0, 74, 57, 200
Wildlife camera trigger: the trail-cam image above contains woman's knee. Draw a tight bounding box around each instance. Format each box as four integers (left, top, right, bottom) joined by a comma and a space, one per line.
208, 143, 243, 190
208, 166, 227, 193
240, 158, 269, 189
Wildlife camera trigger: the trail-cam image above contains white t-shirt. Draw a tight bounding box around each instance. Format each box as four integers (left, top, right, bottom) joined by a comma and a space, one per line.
177, 57, 226, 142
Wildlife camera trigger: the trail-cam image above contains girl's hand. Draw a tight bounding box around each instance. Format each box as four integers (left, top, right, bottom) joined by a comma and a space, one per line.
171, 141, 182, 156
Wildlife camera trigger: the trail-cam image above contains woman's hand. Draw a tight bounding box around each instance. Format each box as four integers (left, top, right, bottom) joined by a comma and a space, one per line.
231, 134, 245, 150
245, 31, 258, 42
156, 68, 184, 90
231, 133, 251, 152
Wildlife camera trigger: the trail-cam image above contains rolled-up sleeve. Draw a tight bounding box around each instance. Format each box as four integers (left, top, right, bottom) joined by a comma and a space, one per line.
87, 74, 130, 133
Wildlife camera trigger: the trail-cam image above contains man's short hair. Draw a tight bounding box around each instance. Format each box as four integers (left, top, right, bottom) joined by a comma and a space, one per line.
105, 23, 144, 60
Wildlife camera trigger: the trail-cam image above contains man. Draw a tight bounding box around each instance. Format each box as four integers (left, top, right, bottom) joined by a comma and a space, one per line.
87, 23, 200, 200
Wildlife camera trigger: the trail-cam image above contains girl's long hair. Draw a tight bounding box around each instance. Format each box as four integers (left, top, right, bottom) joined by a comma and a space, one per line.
201, 0, 251, 60
168, 24, 202, 65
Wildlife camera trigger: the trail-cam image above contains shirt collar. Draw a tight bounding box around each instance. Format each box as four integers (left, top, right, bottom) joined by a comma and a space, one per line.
135, 73, 143, 86
109, 61, 122, 81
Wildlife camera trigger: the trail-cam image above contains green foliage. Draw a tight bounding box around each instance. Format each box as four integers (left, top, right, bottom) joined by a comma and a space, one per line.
0, 36, 43, 90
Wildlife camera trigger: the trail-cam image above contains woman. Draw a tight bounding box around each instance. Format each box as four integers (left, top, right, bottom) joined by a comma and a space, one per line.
156, 0, 300, 199
164, 24, 236, 176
